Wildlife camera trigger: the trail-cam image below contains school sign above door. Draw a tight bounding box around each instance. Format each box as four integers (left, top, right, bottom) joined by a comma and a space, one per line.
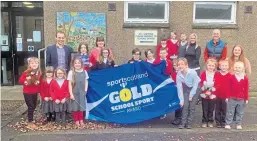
86, 61, 180, 124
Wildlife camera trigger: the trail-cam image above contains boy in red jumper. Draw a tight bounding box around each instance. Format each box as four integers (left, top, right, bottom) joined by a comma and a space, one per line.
155, 48, 173, 77
19, 57, 41, 129
225, 61, 249, 130
215, 60, 231, 128
156, 36, 169, 60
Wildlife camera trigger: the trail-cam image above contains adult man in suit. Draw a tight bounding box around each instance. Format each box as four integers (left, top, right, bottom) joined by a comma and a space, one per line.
46, 31, 72, 71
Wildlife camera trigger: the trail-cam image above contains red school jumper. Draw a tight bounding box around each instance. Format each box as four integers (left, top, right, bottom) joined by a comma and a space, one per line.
40, 79, 53, 100
19, 71, 41, 94
156, 44, 170, 60
49, 80, 69, 101
215, 72, 231, 99
200, 71, 219, 99
166, 39, 179, 58
154, 59, 173, 77
227, 75, 249, 100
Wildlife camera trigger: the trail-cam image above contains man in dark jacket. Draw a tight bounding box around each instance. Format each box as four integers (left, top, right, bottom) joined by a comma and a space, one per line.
46, 31, 72, 71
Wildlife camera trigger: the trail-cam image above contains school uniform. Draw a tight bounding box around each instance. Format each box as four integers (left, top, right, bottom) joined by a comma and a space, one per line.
156, 44, 169, 60
226, 75, 249, 126
154, 59, 173, 76
92, 59, 115, 71
128, 59, 142, 64
200, 71, 218, 125
167, 39, 179, 59
19, 71, 41, 122
215, 72, 231, 127
73, 53, 90, 71
177, 69, 200, 128
145, 59, 156, 64
67, 70, 89, 122
50, 79, 70, 123
40, 79, 54, 114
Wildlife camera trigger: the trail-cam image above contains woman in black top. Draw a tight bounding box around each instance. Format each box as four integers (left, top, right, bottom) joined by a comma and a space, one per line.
92, 48, 115, 71
183, 33, 201, 75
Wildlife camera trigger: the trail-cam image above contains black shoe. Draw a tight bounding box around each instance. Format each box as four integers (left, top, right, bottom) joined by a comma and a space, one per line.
178, 124, 185, 129
172, 119, 181, 125
46, 114, 51, 122
186, 125, 192, 129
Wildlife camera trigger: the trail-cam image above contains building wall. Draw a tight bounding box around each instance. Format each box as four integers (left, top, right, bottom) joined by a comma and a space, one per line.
44, 1, 257, 91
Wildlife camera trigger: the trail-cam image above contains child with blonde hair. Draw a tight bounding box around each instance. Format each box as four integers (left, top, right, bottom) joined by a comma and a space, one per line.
176, 58, 200, 129
19, 57, 41, 129
68, 58, 89, 126
225, 61, 249, 130
200, 58, 218, 128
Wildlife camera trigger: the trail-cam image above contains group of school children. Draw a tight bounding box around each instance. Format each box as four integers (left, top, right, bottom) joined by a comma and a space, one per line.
19, 32, 248, 131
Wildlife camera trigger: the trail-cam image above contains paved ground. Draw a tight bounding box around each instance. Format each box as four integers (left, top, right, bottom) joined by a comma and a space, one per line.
1, 97, 257, 141
1, 86, 257, 141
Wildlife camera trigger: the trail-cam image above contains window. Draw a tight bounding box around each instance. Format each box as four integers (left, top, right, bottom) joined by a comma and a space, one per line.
193, 2, 236, 24
124, 1, 169, 23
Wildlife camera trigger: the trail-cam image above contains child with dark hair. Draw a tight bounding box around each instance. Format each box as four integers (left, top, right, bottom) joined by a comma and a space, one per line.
73, 42, 90, 71
128, 48, 142, 63
144, 49, 155, 63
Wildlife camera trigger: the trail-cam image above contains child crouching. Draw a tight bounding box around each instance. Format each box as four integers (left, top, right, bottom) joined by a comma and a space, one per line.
176, 58, 200, 129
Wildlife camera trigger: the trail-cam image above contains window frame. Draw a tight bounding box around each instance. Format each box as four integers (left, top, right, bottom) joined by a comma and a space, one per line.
193, 2, 237, 24
124, 1, 169, 23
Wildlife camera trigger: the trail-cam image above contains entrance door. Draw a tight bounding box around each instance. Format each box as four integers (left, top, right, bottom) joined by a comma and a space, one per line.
12, 13, 44, 84
1, 12, 13, 85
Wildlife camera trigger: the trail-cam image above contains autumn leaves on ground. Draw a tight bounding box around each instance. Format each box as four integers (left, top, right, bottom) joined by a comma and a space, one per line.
7, 107, 120, 133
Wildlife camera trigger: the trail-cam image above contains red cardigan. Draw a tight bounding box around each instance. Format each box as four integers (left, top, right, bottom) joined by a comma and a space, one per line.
19, 71, 41, 94
166, 39, 179, 58
154, 59, 173, 76
215, 72, 231, 99
200, 71, 219, 99
171, 71, 177, 83
40, 79, 53, 100
227, 75, 249, 100
49, 79, 69, 101
156, 44, 169, 60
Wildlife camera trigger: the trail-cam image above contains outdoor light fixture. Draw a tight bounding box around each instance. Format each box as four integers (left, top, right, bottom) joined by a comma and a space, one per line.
22, 2, 32, 5
26, 5, 35, 8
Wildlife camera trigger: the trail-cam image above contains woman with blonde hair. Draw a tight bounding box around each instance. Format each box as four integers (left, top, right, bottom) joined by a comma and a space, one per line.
182, 33, 201, 75
228, 45, 251, 76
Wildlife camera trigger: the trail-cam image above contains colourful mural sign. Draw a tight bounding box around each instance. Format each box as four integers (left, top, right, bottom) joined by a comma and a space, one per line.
56, 12, 106, 51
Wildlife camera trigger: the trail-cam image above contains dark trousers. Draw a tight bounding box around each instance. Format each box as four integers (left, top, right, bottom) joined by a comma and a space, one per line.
24, 93, 38, 122
56, 112, 66, 123
215, 98, 226, 125
202, 98, 216, 124
175, 108, 182, 120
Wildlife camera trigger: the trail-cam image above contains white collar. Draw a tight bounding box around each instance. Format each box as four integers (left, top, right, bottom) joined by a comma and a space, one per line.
235, 74, 244, 81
